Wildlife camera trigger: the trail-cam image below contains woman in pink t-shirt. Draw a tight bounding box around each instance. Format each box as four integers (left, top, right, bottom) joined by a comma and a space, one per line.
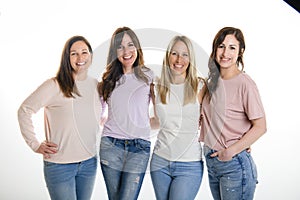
200, 27, 267, 200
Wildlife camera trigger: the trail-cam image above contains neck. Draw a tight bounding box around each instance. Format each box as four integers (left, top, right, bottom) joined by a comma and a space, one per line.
74, 70, 88, 81
172, 74, 186, 84
123, 66, 134, 74
220, 67, 240, 80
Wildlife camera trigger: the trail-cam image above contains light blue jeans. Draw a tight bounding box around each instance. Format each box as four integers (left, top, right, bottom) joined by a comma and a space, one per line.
150, 153, 204, 200
203, 145, 258, 200
99, 136, 150, 200
44, 156, 97, 200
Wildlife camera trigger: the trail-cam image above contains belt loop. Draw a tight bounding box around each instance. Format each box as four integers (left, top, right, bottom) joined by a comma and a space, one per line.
111, 137, 117, 145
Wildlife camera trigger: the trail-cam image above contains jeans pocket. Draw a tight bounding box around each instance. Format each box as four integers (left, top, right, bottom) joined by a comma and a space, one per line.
216, 155, 236, 163
136, 139, 151, 153
100, 137, 114, 150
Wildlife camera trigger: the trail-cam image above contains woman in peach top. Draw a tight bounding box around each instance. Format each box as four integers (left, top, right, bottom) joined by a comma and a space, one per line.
18, 35, 102, 200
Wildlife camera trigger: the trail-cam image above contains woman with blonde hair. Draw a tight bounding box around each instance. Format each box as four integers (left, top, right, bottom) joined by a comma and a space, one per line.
150, 35, 204, 200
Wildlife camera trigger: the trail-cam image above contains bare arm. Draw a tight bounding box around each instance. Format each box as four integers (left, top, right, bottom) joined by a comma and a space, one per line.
211, 116, 267, 161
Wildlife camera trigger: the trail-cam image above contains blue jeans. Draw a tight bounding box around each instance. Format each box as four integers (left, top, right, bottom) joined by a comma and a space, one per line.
99, 136, 150, 200
203, 145, 258, 200
44, 156, 97, 200
150, 154, 203, 200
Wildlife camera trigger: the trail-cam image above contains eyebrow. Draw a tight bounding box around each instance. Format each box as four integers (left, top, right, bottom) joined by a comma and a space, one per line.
70, 48, 89, 52
219, 43, 238, 47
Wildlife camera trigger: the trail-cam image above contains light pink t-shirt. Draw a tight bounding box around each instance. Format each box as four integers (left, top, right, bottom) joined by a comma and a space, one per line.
18, 77, 102, 163
102, 69, 154, 141
200, 73, 265, 151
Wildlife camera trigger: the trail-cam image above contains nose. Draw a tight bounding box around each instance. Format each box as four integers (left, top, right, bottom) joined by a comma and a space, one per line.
77, 53, 86, 62
221, 47, 230, 56
176, 54, 183, 62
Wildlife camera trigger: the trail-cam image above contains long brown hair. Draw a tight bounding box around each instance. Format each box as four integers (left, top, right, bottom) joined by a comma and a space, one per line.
56, 35, 93, 98
98, 26, 151, 102
205, 27, 245, 99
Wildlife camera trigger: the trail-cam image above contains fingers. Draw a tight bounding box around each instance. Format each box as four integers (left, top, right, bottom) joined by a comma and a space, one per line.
210, 152, 218, 157
36, 141, 58, 158
246, 147, 251, 153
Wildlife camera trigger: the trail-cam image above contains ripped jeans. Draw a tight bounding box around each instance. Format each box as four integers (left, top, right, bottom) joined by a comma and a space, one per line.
203, 145, 258, 200
99, 136, 150, 200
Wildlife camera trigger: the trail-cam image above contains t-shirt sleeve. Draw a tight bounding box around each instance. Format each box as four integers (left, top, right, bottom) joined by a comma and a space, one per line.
242, 76, 265, 120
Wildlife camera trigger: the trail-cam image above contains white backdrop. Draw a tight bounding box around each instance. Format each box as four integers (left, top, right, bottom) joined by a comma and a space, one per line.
0, 0, 299, 199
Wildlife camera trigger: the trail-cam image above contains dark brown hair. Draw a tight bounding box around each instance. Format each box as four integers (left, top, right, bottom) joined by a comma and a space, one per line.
205, 27, 245, 99
98, 26, 150, 101
56, 35, 93, 98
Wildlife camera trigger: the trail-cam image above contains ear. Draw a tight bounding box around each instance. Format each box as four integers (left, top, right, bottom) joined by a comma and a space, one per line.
239, 48, 244, 56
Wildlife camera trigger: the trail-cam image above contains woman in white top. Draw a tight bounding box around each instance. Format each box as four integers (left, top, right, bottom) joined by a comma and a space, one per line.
18, 36, 102, 200
150, 35, 204, 200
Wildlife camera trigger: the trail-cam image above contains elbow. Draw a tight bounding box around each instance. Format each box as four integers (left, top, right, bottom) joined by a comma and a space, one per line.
150, 117, 160, 130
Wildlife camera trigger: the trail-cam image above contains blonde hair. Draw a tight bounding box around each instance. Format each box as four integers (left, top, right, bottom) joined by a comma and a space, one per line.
157, 35, 199, 105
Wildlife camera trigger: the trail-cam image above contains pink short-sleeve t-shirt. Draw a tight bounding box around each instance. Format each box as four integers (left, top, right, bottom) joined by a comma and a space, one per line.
200, 73, 265, 151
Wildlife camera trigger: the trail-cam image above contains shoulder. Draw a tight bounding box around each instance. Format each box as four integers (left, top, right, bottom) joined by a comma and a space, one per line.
239, 73, 257, 87
142, 67, 155, 77
40, 78, 59, 90
86, 76, 99, 84
238, 73, 261, 95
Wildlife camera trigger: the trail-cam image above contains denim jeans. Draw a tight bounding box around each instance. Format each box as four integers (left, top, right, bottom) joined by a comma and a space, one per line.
150, 153, 204, 200
44, 156, 97, 200
203, 145, 258, 200
99, 136, 150, 200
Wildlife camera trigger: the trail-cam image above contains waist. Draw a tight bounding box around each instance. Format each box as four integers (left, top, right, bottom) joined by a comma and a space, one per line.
103, 136, 150, 146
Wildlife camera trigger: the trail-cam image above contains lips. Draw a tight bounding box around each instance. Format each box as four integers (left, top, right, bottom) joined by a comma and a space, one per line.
173, 64, 184, 69
220, 57, 231, 62
76, 62, 86, 66
123, 55, 132, 60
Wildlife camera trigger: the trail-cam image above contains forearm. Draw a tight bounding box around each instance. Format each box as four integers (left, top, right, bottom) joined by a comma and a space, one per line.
228, 117, 267, 156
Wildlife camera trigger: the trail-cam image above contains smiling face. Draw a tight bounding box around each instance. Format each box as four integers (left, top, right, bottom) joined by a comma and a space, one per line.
69, 40, 92, 74
215, 34, 240, 70
117, 33, 137, 73
168, 40, 190, 78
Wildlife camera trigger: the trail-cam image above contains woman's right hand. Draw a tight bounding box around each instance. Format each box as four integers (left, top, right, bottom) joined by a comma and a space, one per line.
36, 141, 58, 159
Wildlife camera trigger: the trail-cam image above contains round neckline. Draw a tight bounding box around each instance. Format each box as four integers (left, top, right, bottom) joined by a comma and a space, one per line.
221, 72, 243, 81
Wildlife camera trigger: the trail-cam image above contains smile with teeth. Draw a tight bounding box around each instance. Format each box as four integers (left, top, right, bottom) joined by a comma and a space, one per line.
123, 55, 132, 60
220, 57, 230, 61
173, 64, 184, 69
76, 62, 86, 66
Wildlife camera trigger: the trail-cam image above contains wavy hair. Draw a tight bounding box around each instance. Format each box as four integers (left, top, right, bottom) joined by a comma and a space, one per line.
205, 27, 245, 100
98, 27, 151, 101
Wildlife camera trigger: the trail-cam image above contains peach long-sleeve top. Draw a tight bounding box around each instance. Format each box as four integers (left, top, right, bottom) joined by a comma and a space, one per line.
18, 76, 102, 163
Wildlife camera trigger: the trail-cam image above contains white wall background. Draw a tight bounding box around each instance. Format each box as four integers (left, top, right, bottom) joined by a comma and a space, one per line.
0, 0, 299, 199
